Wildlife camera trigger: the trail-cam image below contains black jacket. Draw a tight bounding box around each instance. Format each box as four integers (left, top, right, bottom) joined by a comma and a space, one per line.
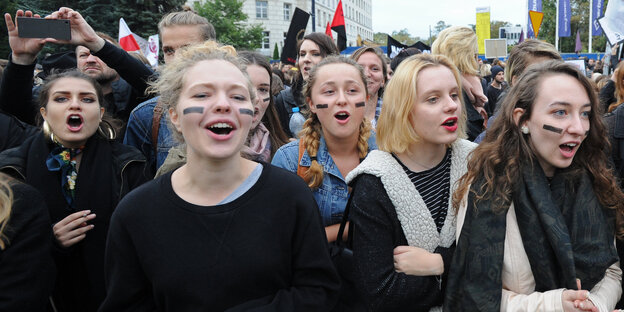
0, 133, 150, 311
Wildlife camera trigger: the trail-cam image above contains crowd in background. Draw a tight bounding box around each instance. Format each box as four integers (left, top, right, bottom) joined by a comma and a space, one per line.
1, 5, 624, 312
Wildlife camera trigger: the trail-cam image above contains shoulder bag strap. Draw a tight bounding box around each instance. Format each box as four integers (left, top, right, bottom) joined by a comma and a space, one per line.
151, 100, 165, 158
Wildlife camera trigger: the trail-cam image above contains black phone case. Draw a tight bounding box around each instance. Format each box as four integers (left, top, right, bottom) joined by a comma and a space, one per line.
17, 17, 71, 40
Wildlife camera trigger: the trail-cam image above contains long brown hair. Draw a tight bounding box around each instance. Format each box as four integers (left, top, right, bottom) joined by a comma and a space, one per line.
453, 60, 624, 237
238, 51, 289, 156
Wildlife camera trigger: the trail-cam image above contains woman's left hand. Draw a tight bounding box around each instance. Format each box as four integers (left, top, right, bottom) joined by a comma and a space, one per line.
393, 245, 444, 276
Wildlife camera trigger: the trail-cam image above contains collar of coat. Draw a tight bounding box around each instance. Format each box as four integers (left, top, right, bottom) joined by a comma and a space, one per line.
346, 139, 476, 251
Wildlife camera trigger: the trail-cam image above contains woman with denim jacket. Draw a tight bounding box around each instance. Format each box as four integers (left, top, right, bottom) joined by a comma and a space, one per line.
272, 56, 376, 242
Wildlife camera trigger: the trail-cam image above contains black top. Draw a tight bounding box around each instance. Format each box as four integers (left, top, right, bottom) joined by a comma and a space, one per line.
394, 150, 451, 233
486, 83, 504, 116
100, 164, 340, 311
0, 181, 55, 311
349, 174, 454, 312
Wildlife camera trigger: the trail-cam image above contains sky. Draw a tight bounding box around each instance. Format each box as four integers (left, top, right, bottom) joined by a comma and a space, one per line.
372, 0, 528, 39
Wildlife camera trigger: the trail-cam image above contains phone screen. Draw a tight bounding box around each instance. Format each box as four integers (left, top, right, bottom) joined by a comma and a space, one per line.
17, 17, 71, 40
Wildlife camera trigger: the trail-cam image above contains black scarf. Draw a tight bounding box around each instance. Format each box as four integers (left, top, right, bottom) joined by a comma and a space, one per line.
444, 161, 618, 311
25, 133, 114, 312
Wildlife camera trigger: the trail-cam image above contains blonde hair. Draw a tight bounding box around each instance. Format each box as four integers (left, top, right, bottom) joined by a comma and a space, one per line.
0, 174, 13, 250
299, 56, 371, 189
377, 54, 467, 154
148, 41, 255, 143
158, 9, 216, 41
432, 26, 479, 75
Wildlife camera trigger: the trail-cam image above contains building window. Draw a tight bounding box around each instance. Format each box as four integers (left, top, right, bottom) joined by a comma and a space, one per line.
262, 31, 270, 49
256, 1, 268, 19
283, 3, 291, 21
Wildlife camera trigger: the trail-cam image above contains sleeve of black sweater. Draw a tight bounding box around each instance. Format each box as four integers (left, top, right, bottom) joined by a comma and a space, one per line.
0, 111, 39, 152
0, 57, 38, 125
93, 40, 154, 99
0, 182, 55, 311
599, 79, 616, 112
350, 174, 445, 311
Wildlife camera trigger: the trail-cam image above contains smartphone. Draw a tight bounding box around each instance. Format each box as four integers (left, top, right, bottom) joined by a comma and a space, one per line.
17, 17, 71, 40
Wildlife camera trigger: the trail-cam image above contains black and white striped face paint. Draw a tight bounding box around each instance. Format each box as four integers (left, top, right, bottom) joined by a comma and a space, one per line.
183, 106, 204, 115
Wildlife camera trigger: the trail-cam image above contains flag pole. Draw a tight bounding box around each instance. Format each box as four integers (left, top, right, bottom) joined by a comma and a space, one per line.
311, 0, 316, 32
556, 0, 560, 51
589, 0, 593, 53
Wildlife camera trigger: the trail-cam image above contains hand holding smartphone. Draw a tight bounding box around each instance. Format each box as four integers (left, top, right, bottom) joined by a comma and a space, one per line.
17, 17, 71, 40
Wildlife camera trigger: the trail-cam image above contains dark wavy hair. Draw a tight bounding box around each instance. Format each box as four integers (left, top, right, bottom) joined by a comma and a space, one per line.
453, 60, 624, 238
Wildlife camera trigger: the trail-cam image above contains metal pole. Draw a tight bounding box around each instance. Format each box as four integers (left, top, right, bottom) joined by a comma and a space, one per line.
589, 0, 593, 53
556, 0, 559, 51
312, 0, 316, 32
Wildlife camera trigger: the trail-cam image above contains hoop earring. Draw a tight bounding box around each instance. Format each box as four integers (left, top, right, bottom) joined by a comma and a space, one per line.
521, 126, 530, 134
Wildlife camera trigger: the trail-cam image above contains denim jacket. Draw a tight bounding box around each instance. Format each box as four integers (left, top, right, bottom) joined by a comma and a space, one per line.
271, 135, 377, 226
124, 96, 177, 172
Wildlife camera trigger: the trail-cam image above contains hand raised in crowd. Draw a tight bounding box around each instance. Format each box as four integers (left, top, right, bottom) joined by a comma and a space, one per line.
46, 7, 105, 53
53, 210, 96, 248
4, 10, 46, 65
461, 73, 488, 108
393, 245, 444, 276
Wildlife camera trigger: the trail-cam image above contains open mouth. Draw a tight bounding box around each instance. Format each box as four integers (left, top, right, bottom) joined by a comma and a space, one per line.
206, 122, 234, 136
442, 117, 458, 131
335, 112, 350, 121
66, 114, 84, 131
560, 143, 577, 153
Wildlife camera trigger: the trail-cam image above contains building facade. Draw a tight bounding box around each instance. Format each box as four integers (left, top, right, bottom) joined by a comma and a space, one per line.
499, 26, 523, 46
188, 0, 373, 57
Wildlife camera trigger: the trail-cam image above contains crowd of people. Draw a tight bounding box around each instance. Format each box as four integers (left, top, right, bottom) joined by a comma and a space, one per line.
1, 5, 624, 312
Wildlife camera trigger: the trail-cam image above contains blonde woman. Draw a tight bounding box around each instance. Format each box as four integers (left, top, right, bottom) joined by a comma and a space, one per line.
432, 26, 487, 141
100, 41, 340, 311
345, 54, 474, 311
0, 173, 54, 310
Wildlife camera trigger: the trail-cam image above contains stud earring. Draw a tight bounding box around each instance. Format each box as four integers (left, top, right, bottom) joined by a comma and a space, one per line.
521, 126, 530, 134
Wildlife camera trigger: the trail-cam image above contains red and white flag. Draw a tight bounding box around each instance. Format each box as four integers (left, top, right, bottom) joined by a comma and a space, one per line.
118, 18, 140, 52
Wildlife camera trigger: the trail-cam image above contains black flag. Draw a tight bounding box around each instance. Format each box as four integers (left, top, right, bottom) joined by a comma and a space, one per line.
387, 35, 407, 58
281, 8, 309, 65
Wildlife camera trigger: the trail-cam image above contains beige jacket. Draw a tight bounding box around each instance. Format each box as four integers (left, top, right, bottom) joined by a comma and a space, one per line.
457, 202, 622, 312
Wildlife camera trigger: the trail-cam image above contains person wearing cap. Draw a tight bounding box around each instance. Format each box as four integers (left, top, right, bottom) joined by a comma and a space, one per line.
1, 8, 153, 129
486, 65, 506, 115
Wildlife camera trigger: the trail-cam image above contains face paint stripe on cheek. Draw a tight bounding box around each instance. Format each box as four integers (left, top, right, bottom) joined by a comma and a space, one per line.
355, 102, 366, 108
315, 104, 329, 109
263, 97, 271, 102
183, 106, 204, 115
543, 124, 563, 134
239, 108, 254, 116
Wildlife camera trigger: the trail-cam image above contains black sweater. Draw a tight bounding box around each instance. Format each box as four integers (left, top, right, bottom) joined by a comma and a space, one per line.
100, 165, 340, 311
350, 174, 454, 312
0, 181, 55, 311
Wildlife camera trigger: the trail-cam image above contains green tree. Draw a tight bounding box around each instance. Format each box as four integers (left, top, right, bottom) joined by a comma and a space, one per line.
113, 0, 187, 39
272, 42, 279, 59
373, 32, 386, 46
538, 0, 608, 53
0, 0, 19, 59
433, 20, 450, 36
391, 29, 420, 45
490, 20, 512, 39
194, 0, 264, 50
